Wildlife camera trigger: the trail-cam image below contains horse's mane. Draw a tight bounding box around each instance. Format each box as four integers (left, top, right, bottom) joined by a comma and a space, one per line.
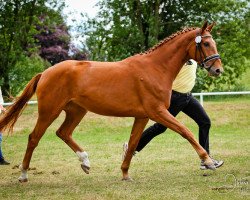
142, 27, 198, 55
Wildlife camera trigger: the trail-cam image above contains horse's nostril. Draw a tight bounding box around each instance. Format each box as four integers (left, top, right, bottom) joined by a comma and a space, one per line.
215, 69, 221, 74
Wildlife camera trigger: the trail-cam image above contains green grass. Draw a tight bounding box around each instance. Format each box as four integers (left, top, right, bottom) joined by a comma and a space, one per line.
0, 97, 249, 200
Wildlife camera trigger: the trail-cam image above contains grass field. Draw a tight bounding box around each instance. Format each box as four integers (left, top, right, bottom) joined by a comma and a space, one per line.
0, 97, 249, 200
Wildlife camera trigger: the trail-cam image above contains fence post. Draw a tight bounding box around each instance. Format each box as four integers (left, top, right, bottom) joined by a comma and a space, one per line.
200, 94, 204, 106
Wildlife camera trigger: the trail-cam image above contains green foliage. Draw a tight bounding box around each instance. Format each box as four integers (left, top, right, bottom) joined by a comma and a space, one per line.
80, 0, 250, 91
238, 60, 250, 90
0, 0, 44, 95
81, 0, 164, 61
0, 0, 66, 96
9, 54, 49, 96
194, 1, 250, 91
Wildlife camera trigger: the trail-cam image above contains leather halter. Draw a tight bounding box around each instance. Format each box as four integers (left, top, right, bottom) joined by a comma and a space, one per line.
194, 32, 221, 72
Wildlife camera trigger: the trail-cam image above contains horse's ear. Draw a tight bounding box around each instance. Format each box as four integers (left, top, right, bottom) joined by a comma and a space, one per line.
206, 22, 216, 32
201, 20, 208, 33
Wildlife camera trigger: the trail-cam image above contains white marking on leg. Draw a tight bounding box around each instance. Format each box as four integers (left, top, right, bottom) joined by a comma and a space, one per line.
76, 151, 90, 168
18, 164, 28, 182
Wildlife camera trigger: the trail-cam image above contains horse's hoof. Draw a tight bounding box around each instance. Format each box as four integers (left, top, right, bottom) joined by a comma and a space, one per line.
81, 164, 90, 174
18, 178, 28, 183
122, 177, 133, 181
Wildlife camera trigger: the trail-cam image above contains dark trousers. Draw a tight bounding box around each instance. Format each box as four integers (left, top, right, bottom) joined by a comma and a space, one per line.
136, 91, 211, 154
0, 133, 3, 159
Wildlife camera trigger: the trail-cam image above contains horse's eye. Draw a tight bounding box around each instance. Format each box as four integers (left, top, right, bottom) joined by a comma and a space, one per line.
204, 42, 209, 47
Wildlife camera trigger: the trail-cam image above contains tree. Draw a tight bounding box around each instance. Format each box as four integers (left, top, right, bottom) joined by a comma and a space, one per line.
0, 0, 66, 96
0, 0, 87, 96
193, 0, 250, 91
35, 9, 88, 65
9, 54, 48, 96
80, 0, 250, 91
36, 15, 71, 65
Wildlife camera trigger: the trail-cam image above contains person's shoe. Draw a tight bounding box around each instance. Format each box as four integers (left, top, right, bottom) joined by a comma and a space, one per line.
0, 159, 10, 165
200, 157, 224, 170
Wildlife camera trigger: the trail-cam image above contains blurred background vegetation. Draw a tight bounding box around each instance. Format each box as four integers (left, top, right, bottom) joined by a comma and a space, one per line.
0, 0, 249, 98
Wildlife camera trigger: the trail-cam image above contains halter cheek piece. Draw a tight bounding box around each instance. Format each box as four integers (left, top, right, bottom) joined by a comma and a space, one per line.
195, 33, 221, 72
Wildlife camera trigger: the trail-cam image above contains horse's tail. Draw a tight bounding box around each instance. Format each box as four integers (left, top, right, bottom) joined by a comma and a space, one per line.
0, 73, 42, 134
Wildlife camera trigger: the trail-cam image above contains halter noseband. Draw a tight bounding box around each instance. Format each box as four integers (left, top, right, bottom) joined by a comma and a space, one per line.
195, 32, 221, 72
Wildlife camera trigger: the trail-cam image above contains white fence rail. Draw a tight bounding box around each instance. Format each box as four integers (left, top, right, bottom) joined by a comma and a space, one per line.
3, 100, 38, 106
2, 91, 250, 107
192, 91, 250, 106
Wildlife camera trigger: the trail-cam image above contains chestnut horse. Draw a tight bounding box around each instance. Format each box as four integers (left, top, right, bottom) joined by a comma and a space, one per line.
0, 21, 222, 182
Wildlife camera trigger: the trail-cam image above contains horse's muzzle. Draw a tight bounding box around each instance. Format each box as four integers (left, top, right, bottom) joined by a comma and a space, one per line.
209, 66, 223, 77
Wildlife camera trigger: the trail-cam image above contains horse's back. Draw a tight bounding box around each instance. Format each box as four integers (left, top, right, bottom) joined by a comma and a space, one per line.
36, 60, 90, 95
35, 60, 147, 117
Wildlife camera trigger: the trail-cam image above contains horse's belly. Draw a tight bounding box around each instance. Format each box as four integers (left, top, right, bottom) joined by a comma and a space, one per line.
74, 97, 147, 118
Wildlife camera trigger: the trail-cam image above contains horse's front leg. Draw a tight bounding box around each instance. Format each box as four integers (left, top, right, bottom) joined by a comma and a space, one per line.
149, 106, 215, 170
121, 117, 149, 181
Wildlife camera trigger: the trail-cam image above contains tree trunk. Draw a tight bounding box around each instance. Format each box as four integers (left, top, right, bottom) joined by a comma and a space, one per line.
2, 74, 10, 98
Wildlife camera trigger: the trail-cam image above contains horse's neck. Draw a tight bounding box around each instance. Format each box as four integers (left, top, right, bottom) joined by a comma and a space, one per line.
145, 30, 195, 80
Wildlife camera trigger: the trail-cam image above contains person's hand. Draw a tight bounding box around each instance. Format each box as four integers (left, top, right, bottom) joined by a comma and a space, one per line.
0, 104, 6, 113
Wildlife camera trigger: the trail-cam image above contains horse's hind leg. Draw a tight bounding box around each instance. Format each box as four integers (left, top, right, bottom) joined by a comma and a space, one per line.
56, 102, 90, 174
19, 112, 60, 182
121, 117, 149, 180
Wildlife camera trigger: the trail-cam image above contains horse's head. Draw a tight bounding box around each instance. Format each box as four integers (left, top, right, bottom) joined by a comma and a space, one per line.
188, 21, 223, 77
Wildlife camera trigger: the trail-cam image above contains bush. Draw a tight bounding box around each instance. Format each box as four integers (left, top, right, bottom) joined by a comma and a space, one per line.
9, 54, 49, 97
